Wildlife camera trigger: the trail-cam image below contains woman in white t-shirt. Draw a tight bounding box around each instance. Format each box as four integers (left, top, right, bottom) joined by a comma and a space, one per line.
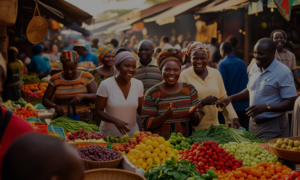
95, 51, 144, 137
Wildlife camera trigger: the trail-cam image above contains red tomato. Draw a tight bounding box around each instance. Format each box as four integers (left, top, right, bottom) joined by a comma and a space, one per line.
291, 171, 300, 179
199, 162, 205, 166
200, 170, 205, 174
194, 142, 200, 146
206, 151, 212, 156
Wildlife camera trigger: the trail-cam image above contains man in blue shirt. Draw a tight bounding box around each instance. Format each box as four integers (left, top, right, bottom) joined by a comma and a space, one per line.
218, 42, 249, 130
217, 38, 297, 141
73, 39, 98, 67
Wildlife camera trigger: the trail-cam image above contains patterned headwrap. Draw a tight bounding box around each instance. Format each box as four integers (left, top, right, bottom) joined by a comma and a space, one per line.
156, 48, 183, 71
114, 51, 137, 66
186, 41, 209, 60
98, 46, 115, 61
60, 50, 79, 63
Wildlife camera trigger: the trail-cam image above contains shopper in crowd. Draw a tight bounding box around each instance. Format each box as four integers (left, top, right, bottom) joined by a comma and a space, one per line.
218, 42, 249, 130
28, 44, 51, 75
0, 53, 35, 175
41, 45, 51, 62
217, 38, 297, 141
179, 41, 240, 130
181, 48, 192, 71
174, 34, 184, 50
1, 133, 84, 180
160, 36, 173, 50
110, 39, 119, 50
270, 30, 300, 89
73, 39, 98, 67
92, 38, 99, 49
95, 51, 143, 137
154, 47, 162, 58
3, 47, 24, 101
142, 49, 205, 137
42, 50, 97, 122
49, 44, 61, 62
206, 38, 218, 61
226, 35, 243, 60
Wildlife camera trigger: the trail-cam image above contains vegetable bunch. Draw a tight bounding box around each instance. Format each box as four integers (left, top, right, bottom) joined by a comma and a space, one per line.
50, 117, 99, 132
67, 128, 106, 141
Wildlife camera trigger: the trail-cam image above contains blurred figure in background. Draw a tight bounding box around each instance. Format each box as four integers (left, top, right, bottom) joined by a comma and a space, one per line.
28, 44, 51, 76
206, 38, 218, 61
73, 39, 98, 67
181, 48, 192, 71
110, 39, 119, 50
153, 47, 162, 58
49, 44, 61, 62
174, 34, 184, 50
226, 35, 243, 60
2, 133, 84, 180
92, 38, 99, 50
160, 36, 173, 50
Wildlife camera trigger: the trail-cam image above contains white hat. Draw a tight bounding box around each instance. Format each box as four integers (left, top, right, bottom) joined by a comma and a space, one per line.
73, 39, 86, 47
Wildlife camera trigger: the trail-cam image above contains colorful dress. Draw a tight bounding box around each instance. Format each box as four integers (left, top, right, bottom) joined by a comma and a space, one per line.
92, 67, 118, 87
49, 71, 94, 122
141, 83, 205, 138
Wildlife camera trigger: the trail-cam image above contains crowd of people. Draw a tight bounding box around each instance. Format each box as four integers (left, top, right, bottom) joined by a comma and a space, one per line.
0, 29, 300, 179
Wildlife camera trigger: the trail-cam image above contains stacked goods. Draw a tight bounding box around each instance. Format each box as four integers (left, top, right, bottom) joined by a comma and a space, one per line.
50, 117, 99, 132
13, 98, 27, 107
67, 128, 106, 142
126, 133, 180, 170
217, 162, 300, 180
135, 131, 159, 143
107, 134, 130, 143
220, 142, 278, 167
271, 138, 300, 150
78, 145, 122, 161
22, 82, 48, 98
144, 157, 205, 180
167, 132, 192, 150
181, 141, 242, 174
0, 100, 21, 112
16, 104, 38, 119
112, 142, 136, 154
189, 125, 265, 145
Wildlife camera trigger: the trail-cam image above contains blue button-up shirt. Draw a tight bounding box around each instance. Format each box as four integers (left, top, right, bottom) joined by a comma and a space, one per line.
248, 58, 297, 119
78, 51, 99, 67
218, 55, 249, 111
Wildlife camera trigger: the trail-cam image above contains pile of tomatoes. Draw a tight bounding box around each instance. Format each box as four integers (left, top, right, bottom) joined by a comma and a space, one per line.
181, 141, 242, 174
16, 107, 38, 119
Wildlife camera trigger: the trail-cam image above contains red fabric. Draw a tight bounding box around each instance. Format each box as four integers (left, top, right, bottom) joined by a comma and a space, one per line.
280, 0, 290, 15
0, 106, 35, 175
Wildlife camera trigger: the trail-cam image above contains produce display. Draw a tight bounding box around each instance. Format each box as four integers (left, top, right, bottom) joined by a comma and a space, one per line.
144, 157, 205, 180
167, 132, 192, 150
1, 100, 21, 112
220, 142, 279, 167
107, 134, 130, 143
112, 142, 136, 154
50, 117, 99, 132
67, 128, 106, 142
271, 138, 300, 150
16, 104, 38, 119
77, 145, 122, 161
189, 125, 266, 145
22, 82, 48, 97
23, 75, 40, 84
181, 141, 242, 174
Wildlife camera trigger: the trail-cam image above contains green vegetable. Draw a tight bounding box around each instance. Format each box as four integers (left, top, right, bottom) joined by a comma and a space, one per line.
186, 138, 192, 144
23, 75, 40, 84
180, 142, 186, 148
176, 137, 182, 143
50, 117, 99, 132
206, 170, 218, 180
181, 137, 186, 142
169, 139, 177, 145
201, 174, 208, 180
187, 178, 195, 180
177, 132, 183, 137
175, 145, 181, 150
170, 144, 174, 149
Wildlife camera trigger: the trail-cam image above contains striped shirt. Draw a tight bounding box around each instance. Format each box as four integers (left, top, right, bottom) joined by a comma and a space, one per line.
134, 57, 163, 94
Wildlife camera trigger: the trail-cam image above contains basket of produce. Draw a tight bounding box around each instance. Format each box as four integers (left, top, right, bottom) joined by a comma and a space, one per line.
84, 168, 146, 180
78, 145, 123, 170
268, 136, 300, 162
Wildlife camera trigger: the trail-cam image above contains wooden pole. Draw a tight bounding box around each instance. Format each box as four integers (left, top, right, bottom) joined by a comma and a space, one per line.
244, 9, 250, 65
0, 27, 7, 64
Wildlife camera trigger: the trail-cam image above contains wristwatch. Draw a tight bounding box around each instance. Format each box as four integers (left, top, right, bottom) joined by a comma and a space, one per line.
266, 103, 271, 110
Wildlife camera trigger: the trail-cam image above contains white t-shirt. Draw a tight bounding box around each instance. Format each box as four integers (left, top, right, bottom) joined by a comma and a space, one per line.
97, 76, 144, 137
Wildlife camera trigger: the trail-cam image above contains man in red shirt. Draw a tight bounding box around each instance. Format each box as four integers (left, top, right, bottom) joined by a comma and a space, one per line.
0, 53, 35, 174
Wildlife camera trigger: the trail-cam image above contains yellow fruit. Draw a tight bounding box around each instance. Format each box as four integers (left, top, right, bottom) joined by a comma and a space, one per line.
131, 159, 137, 165
166, 147, 172, 153
158, 137, 165, 144
137, 151, 143, 156
173, 149, 179, 155
135, 145, 141, 150
137, 159, 143, 165
167, 151, 175, 157
146, 165, 152, 171
147, 136, 152, 140
152, 137, 158, 142
128, 156, 134, 161
137, 165, 142, 169
153, 141, 159, 148
159, 144, 166, 152
142, 137, 148, 144
153, 148, 161, 155
147, 145, 154, 152
151, 153, 158, 159
159, 152, 167, 160
133, 132, 140, 137
142, 162, 147, 169
140, 154, 145, 159
146, 140, 153, 146
134, 154, 140, 160
144, 151, 151, 158
147, 131, 153, 136
164, 141, 170, 147
140, 144, 147, 152
154, 157, 160, 164
147, 158, 153, 165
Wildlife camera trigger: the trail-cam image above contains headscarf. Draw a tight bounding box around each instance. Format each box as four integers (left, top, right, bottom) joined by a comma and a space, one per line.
114, 51, 137, 66
32, 44, 43, 55
186, 41, 209, 60
156, 48, 183, 71
98, 46, 115, 61
60, 50, 79, 63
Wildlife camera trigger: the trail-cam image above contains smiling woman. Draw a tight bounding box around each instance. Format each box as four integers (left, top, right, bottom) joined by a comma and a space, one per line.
141, 49, 205, 138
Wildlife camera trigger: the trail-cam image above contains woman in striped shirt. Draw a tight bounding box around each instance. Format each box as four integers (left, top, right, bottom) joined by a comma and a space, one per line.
141, 49, 205, 138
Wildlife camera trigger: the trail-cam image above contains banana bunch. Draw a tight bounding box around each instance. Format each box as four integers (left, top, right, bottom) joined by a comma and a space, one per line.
107, 135, 130, 143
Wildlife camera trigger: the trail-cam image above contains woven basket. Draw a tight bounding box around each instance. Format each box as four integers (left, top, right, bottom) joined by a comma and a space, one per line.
0, 0, 18, 27
84, 168, 146, 180
268, 136, 300, 162
26, 2, 48, 44
82, 155, 123, 170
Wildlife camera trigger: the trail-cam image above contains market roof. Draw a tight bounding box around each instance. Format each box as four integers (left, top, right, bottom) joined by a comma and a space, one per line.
195, 0, 250, 14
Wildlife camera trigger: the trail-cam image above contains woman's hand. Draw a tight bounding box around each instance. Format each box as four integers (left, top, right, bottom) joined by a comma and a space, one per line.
201, 96, 218, 106
233, 118, 241, 129
163, 103, 173, 119
55, 105, 64, 116
216, 97, 232, 108
113, 119, 130, 135
71, 94, 84, 105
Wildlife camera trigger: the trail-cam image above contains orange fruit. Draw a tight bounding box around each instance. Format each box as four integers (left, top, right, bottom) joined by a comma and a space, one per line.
247, 175, 254, 180
256, 169, 262, 177
276, 167, 282, 173
263, 171, 271, 178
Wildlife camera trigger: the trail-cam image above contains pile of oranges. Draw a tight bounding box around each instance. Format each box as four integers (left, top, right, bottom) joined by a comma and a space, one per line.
216, 162, 296, 180
22, 82, 48, 97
